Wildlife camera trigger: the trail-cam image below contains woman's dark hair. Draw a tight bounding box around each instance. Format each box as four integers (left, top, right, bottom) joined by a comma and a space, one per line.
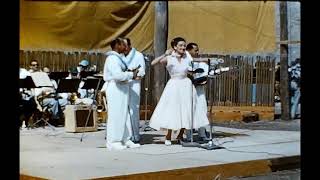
170, 37, 186, 48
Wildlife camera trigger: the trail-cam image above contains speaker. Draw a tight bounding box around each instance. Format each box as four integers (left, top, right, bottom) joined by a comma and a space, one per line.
64, 105, 98, 132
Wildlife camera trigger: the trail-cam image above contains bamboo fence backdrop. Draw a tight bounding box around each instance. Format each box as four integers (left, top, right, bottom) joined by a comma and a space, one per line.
205, 55, 275, 107
20, 50, 275, 107
19, 50, 107, 72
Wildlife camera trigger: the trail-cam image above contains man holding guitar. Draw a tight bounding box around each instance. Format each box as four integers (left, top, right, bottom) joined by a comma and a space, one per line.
185, 43, 211, 142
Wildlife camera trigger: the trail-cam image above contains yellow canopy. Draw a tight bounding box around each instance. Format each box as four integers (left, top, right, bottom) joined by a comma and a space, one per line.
20, 1, 276, 54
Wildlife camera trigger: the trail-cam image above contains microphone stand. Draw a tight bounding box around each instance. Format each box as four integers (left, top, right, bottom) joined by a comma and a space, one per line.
143, 56, 154, 131
181, 61, 200, 147
199, 59, 224, 150
80, 78, 101, 142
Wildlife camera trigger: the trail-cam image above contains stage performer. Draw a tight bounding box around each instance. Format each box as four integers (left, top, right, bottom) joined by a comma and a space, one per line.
123, 37, 146, 143
149, 37, 209, 146
185, 43, 210, 142
103, 37, 141, 150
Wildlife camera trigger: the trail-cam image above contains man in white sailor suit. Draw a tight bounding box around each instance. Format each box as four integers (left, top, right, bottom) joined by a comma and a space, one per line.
123, 37, 146, 143
103, 37, 141, 150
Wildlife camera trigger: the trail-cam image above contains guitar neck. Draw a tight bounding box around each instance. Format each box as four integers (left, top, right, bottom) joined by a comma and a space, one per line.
209, 66, 238, 76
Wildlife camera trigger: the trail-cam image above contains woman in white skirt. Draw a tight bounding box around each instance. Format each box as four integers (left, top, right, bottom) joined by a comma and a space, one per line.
149, 37, 209, 145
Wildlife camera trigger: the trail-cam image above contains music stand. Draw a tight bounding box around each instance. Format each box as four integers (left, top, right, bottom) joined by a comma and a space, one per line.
57, 79, 81, 107
91, 75, 105, 90
80, 71, 99, 79
83, 77, 107, 139
19, 77, 36, 129
81, 78, 100, 89
19, 76, 36, 89
49, 72, 69, 83
56, 79, 81, 94
81, 78, 100, 98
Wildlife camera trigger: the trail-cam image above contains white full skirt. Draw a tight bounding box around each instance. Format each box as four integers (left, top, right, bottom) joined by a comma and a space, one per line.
150, 77, 209, 130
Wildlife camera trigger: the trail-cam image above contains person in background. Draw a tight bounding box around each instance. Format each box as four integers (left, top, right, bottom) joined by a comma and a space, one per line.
123, 37, 146, 143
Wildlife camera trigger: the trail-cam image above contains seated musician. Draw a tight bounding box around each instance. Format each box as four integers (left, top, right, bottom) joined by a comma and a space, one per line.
67, 67, 95, 105
28, 60, 42, 73
43, 67, 69, 108
78, 59, 90, 73
32, 64, 67, 126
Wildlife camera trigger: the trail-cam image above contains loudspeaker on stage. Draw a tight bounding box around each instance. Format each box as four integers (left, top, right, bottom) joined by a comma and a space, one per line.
64, 105, 98, 133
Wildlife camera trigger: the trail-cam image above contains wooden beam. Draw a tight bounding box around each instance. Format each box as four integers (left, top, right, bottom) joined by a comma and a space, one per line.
153, 1, 168, 104
279, 2, 291, 120
276, 40, 300, 44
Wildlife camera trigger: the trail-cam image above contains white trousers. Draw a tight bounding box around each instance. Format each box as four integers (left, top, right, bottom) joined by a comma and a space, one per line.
106, 81, 133, 144
128, 80, 141, 142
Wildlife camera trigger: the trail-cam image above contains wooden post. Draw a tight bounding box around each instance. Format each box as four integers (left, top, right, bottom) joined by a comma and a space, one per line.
153, 1, 168, 104
280, 2, 291, 120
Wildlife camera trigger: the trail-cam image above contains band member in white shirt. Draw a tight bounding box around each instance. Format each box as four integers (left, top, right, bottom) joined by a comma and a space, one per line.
25, 61, 66, 126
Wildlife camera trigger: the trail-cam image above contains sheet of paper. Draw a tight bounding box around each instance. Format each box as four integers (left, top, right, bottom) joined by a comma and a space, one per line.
30, 72, 53, 87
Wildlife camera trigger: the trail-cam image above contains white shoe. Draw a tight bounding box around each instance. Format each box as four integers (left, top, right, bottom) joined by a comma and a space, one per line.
165, 140, 172, 146
106, 142, 127, 150
124, 140, 141, 148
